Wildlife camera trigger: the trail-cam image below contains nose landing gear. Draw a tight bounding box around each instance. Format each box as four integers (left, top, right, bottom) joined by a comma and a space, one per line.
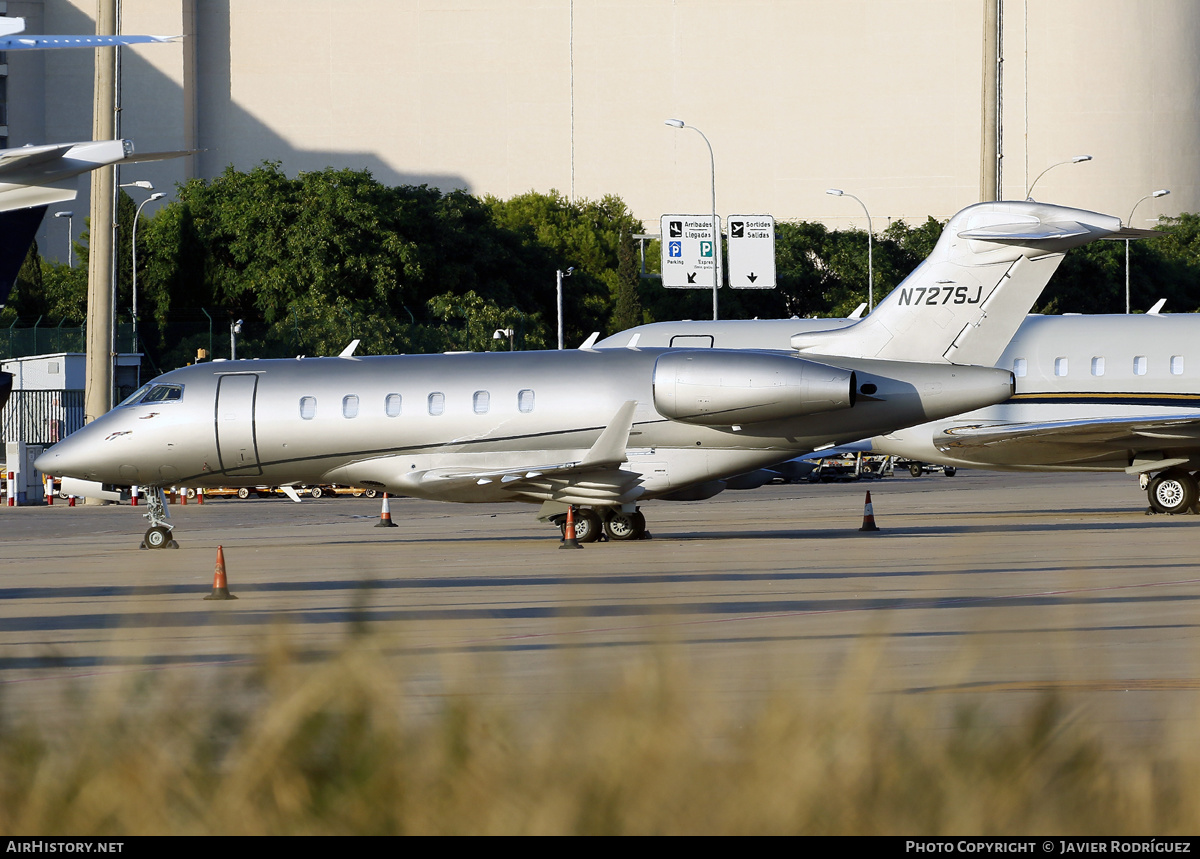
140, 488, 179, 549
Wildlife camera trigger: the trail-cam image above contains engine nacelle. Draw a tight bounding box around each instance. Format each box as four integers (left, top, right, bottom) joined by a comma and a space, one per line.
652, 350, 856, 426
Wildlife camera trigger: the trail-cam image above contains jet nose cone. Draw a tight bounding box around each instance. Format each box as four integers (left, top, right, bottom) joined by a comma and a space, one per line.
35, 434, 95, 480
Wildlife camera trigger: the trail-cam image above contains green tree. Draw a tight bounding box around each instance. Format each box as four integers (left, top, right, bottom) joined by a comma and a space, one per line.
428, 290, 547, 352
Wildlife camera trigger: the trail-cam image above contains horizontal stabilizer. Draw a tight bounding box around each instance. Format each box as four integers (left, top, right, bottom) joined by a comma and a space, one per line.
0, 34, 178, 51
957, 221, 1090, 242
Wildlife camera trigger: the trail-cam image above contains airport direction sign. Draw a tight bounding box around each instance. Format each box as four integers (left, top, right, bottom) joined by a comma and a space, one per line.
727, 215, 776, 288
660, 214, 724, 289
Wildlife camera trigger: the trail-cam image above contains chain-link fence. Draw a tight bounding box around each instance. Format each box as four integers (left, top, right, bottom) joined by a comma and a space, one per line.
0, 323, 144, 360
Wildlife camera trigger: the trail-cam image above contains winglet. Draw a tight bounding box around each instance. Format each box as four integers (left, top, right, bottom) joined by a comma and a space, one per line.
1147, 298, 1167, 315
580, 400, 638, 467
280, 485, 303, 503
339, 339, 360, 358
578, 332, 600, 350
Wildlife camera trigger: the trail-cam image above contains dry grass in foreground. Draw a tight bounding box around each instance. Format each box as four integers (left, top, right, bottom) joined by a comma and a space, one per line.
0, 639, 1194, 835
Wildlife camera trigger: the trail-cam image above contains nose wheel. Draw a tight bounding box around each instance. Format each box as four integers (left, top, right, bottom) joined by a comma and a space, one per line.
140, 488, 179, 549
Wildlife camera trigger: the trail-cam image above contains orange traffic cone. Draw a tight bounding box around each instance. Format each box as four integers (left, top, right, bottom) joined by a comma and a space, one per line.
858, 491, 881, 532
204, 545, 238, 600
375, 492, 399, 527
560, 505, 583, 549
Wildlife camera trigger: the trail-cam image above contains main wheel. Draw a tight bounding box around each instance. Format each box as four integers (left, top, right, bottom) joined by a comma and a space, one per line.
310, 486, 324, 499
603, 509, 646, 541
364, 489, 378, 499
144, 526, 171, 549
559, 508, 601, 543
236, 487, 250, 499
943, 467, 957, 477
909, 462, 923, 477
1148, 470, 1198, 514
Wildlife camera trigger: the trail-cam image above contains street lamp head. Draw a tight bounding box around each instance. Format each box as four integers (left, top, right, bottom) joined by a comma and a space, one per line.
121, 180, 154, 190
1153, 189, 1171, 198
233, 319, 243, 334
664, 119, 685, 128
1071, 155, 1093, 164
565, 266, 574, 276
54, 211, 73, 218
826, 189, 844, 197
149, 193, 166, 202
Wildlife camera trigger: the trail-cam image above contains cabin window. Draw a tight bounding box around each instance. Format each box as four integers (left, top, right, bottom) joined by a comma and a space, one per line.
385, 393, 402, 417
473, 391, 490, 415
1091, 357, 1105, 376
1054, 357, 1068, 377
518, 389, 535, 413
428, 392, 445, 416
300, 396, 316, 420
342, 395, 359, 419
1171, 356, 1184, 375
1134, 356, 1147, 376
1012, 358, 1027, 377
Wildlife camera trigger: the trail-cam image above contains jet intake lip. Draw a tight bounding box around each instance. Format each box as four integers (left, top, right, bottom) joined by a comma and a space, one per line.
653, 350, 856, 426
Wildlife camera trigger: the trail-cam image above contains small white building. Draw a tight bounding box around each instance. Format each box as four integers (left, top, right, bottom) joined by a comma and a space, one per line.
1, 353, 142, 446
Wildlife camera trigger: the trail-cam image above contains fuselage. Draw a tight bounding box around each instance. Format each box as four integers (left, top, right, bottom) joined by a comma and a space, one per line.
37, 346, 1012, 506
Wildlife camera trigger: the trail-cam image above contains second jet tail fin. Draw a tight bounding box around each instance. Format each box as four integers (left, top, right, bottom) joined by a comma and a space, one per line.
790, 201, 1124, 366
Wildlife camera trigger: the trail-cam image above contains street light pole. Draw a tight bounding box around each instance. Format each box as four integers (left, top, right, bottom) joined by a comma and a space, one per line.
131, 192, 164, 359
1126, 189, 1170, 314
827, 189, 874, 312
230, 319, 243, 360
665, 119, 719, 320
53, 211, 74, 267
556, 267, 573, 350
1025, 155, 1092, 200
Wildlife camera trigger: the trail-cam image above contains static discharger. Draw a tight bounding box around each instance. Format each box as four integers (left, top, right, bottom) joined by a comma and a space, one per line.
204, 545, 237, 600
859, 491, 881, 532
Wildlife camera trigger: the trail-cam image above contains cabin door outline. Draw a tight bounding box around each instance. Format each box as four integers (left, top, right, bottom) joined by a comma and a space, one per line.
215, 373, 262, 476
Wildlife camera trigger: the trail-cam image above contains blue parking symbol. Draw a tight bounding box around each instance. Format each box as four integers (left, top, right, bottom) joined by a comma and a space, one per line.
669, 241, 682, 258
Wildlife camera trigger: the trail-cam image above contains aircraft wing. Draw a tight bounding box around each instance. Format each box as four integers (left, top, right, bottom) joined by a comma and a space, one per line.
935, 412, 1200, 468
325, 401, 647, 505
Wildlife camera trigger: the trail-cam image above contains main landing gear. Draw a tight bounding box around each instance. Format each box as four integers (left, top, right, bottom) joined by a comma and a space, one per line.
1145, 469, 1200, 515
140, 487, 179, 549
553, 506, 650, 542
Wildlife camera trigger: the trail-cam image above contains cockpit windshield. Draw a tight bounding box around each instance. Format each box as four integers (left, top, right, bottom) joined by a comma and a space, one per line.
118, 383, 184, 407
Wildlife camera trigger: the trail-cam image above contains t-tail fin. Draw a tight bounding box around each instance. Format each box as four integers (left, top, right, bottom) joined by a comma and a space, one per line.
790, 201, 1124, 365
0, 205, 47, 307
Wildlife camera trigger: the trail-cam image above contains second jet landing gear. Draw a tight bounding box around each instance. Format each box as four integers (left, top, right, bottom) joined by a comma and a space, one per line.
140, 487, 179, 549
551, 506, 649, 542
1145, 469, 1200, 515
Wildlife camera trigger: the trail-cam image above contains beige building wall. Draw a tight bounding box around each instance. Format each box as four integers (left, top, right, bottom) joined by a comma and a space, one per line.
6, 0, 1197, 264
